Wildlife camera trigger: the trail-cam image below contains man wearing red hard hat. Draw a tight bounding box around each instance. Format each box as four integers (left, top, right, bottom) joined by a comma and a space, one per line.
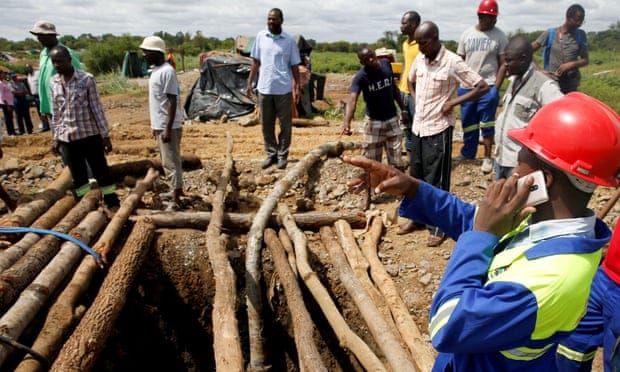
344, 92, 620, 371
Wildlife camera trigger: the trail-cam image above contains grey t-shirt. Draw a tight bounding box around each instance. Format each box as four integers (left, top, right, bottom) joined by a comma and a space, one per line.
535, 28, 588, 72
457, 25, 508, 85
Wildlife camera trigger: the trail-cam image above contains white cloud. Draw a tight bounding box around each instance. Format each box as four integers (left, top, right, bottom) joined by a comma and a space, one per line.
1, 0, 618, 43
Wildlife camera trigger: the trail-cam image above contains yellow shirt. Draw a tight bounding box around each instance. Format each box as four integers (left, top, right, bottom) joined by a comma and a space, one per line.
399, 39, 420, 93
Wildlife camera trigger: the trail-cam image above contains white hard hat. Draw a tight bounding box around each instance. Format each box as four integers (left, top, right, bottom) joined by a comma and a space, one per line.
139, 36, 166, 54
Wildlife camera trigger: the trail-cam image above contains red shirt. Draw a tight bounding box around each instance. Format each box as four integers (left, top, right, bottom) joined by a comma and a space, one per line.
603, 221, 620, 283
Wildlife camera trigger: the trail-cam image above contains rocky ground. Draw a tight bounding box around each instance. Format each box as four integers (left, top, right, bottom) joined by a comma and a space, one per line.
0, 70, 616, 370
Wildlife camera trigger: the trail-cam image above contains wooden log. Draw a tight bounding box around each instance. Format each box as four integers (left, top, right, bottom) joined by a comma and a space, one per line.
134, 209, 366, 230
0, 167, 72, 232
15, 169, 159, 372
108, 154, 201, 180
292, 117, 330, 127
0, 190, 101, 311
96, 168, 159, 264
277, 204, 386, 371
206, 132, 243, 371
598, 186, 620, 219
333, 220, 398, 335
245, 141, 360, 370
0, 211, 107, 366
264, 228, 327, 372
278, 229, 297, 276
51, 219, 155, 371
360, 216, 436, 372
320, 226, 416, 371
0, 195, 76, 273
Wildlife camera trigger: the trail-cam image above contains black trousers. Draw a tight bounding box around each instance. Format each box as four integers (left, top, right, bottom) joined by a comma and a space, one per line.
409, 127, 453, 236
58, 135, 118, 206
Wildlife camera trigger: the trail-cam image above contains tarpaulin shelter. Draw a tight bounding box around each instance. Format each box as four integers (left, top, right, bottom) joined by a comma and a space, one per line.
184, 52, 255, 122
121, 51, 146, 78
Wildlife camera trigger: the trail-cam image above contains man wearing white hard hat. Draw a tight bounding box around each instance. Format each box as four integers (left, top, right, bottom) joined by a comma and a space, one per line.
140, 36, 184, 211
29, 20, 82, 132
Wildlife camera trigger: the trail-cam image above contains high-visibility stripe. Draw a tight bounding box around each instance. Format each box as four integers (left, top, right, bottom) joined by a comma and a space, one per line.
461, 124, 479, 134
479, 120, 495, 129
556, 344, 596, 362
500, 343, 554, 361
429, 298, 459, 339
101, 184, 117, 195
75, 183, 92, 197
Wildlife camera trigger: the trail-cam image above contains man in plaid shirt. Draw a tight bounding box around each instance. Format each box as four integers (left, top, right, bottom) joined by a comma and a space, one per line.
49, 45, 119, 209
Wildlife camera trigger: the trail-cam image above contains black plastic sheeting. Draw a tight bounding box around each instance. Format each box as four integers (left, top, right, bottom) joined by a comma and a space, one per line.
184, 54, 255, 122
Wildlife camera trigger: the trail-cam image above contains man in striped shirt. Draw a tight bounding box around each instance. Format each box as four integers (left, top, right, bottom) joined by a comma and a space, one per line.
49, 45, 119, 209
407, 21, 488, 247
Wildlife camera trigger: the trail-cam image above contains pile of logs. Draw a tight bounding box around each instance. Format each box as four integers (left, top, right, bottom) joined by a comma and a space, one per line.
0, 137, 437, 371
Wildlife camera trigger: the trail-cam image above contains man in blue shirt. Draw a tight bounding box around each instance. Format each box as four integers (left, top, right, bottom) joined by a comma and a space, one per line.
246, 8, 301, 170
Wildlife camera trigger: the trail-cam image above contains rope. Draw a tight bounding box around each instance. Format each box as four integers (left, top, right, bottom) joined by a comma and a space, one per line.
0, 227, 103, 266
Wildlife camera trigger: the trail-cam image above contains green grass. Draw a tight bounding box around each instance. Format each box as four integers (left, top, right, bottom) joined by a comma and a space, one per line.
96, 72, 147, 96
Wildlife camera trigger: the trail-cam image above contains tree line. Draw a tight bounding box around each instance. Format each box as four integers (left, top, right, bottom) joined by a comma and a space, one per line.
1, 22, 618, 75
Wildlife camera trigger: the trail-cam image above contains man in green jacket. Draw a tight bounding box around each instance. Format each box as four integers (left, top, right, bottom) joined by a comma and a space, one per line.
30, 20, 82, 132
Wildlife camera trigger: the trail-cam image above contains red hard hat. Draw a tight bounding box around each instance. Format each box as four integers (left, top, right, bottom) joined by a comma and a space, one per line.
478, 0, 499, 16
508, 92, 620, 187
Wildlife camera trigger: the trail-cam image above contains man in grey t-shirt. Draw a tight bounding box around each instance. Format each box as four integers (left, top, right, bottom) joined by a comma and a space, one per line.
532, 4, 588, 93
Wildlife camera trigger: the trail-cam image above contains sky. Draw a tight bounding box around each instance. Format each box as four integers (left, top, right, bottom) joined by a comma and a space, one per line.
1, 0, 618, 44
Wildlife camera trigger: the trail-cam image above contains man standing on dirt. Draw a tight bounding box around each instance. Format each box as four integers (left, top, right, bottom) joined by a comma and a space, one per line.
342, 47, 406, 210
532, 4, 588, 94
30, 20, 82, 132
140, 36, 184, 211
407, 21, 488, 247
48, 45, 120, 210
344, 92, 620, 371
455, 0, 508, 174
396, 10, 423, 235
246, 8, 301, 170
494, 36, 563, 180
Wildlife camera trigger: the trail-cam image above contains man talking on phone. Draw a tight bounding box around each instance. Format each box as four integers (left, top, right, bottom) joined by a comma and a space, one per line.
343, 92, 620, 371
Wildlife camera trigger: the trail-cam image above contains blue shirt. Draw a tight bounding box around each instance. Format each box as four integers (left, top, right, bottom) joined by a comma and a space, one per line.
250, 30, 301, 95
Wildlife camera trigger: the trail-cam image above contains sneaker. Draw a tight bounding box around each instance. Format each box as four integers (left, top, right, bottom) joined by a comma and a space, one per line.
277, 159, 288, 169
262, 157, 276, 169
481, 158, 493, 174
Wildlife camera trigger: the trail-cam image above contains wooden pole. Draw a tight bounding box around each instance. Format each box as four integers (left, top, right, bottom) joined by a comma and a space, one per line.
245, 141, 360, 370
51, 219, 155, 371
264, 228, 327, 371
320, 226, 416, 371
277, 203, 386, 371
206, 133, 243, 371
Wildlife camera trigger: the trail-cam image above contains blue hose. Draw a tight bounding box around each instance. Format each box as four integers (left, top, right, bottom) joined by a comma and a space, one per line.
0, 227, 103, 266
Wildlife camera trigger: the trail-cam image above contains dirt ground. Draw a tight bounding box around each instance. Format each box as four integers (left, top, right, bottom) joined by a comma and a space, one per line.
0, 70, 616, 370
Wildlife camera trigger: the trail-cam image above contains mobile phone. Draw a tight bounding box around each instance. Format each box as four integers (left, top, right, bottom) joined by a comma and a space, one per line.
517, 170, 549, 206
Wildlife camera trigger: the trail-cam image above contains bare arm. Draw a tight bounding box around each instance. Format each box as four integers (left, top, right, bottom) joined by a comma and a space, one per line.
246, 59, 260, 98
291, 64, 301, 103
342, 91, 360, 134
444, 80, 489, 114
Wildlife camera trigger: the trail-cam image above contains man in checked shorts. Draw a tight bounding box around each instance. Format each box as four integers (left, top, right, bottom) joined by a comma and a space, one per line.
342, 47, 407, 210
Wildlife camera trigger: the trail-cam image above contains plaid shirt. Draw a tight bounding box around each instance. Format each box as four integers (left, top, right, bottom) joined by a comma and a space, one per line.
50, 70, 109, 142
409, 46, 483, 137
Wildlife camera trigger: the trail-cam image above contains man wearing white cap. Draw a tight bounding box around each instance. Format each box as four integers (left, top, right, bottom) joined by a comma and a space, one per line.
140, 36, 184, 211
30, 20, 82, 132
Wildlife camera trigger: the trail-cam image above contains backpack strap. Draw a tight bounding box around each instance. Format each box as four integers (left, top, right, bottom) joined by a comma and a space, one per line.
543, 27, 556, 71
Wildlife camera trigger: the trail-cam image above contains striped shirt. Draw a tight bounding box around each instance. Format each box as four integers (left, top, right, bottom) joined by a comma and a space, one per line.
50, 70, 109, 142
408, 46, 483, 137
